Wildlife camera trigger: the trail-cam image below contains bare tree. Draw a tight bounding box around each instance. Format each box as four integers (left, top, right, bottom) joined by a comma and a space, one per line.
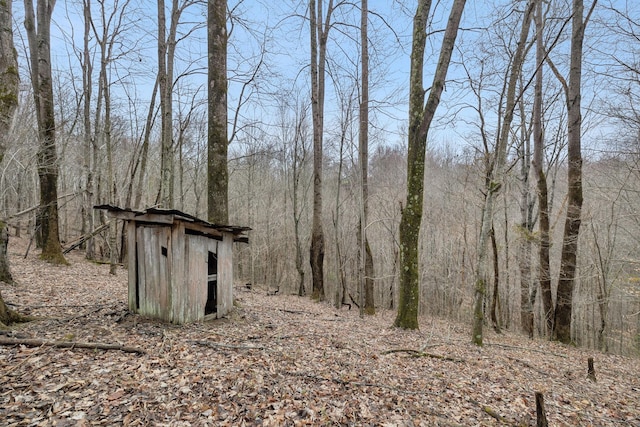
309, 0, 337, 301
394, 0, 466, 329
80, 0, 96, 260
23, 0, 66, 264
358, 0, 374, 316
532, 0, 554, 335
157, 0, 198, 208
472, 0, 535, 346
287, 96, 311, 297
0, 0, 19, 291
552, 0, 597, 344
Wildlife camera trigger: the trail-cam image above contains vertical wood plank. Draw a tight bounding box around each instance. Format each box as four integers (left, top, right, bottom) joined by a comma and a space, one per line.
136, 226, 147, 315
181, 234, 207, 323
127, 221, 137, 312
169, 223, 184, 323
157, 226, 170, 321
217, 233, 233, 318
193, 235, 208, 321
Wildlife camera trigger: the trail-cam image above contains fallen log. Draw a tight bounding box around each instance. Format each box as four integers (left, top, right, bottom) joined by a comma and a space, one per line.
63, 222, 111, 254
0, 337, 145, 354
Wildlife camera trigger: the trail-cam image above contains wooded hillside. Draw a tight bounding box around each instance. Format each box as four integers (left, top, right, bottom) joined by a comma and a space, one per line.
2, 0, 640, 354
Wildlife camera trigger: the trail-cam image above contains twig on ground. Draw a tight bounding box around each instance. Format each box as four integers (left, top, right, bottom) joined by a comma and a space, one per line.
278, 308, 313, 315
189, 340, 263, 350
505, 355, 548, 376
486, 343, 567, 358
61, 305, 108, 322
381, 348, 465, 363
482, 405, 510, 424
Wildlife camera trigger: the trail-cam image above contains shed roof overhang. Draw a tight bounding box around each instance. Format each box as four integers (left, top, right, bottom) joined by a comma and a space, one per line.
94, 205, 250, 243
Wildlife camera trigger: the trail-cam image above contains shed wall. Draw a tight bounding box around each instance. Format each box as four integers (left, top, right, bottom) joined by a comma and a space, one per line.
136, 225, 171, 321
122, 219, 237, 323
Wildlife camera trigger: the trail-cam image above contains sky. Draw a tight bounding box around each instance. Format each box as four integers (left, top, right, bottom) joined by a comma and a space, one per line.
10, 0, 639, 160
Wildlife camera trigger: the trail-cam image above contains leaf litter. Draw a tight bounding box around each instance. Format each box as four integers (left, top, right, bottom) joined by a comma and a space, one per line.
1, 237, 639, 426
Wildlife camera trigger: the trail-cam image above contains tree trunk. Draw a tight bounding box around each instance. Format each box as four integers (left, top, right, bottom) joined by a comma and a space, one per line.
553, 0, 591, 344
490, 225, 501, 333
359, 0, 375, 316
133, 77, 159, 209
394, 0, 466, 329
0, 221, 12, 284
157, 0, 181, 209
293, 128, 305, 297
24, 0, 66, 265
518, 40, 535, 338
364, 239, 375, 314
208, 0, 229, 224
103, 59, 117, 275
82, 0, 95, 260
0, 2, 19, 163
519, 130, 534, 337
334, 93, 348, 308
309, 0, 334, 302
532, 0, 553, 336
472, 0, 535, 345
0, 0, 19, 283
0, 0, 28, 326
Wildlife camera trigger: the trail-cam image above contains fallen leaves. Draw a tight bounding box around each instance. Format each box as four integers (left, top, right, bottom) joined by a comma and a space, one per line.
1, 236, 639, 425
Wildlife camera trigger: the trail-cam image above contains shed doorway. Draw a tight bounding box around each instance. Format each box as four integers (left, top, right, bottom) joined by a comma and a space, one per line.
205, 251, 218, 315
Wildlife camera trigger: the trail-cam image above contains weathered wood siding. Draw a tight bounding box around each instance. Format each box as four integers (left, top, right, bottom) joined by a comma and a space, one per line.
136, 225, 171, 321
169, 223, 186, 323
126, 221, 137, 312
216, 233, 233, 317
173, 234, 209, 323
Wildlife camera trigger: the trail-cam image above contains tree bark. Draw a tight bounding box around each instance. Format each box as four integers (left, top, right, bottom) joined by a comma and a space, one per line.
157, 0, 183, 209
359, 0, 375, 316
0, 0, 19, 163
309, 0, 334, 301
394, 0, 466, 329
0, 0, 19, 284
0, 222, 12, 284
23, 0, 66, 265
208, 0, 229, 224
553, 0, 592, 344
292, 107, 306, 297
532, 0, 553, 335
81, 0, 96, 260
490, 225, 501, 333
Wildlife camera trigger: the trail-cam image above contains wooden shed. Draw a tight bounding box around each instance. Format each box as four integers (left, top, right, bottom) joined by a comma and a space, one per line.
95, 205, 250, 324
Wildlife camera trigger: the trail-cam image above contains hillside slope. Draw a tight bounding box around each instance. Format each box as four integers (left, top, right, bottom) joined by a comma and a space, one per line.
1, 237, 639, 426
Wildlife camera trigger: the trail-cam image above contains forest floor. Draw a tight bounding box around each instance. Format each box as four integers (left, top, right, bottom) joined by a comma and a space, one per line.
0, 236, 639, 426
